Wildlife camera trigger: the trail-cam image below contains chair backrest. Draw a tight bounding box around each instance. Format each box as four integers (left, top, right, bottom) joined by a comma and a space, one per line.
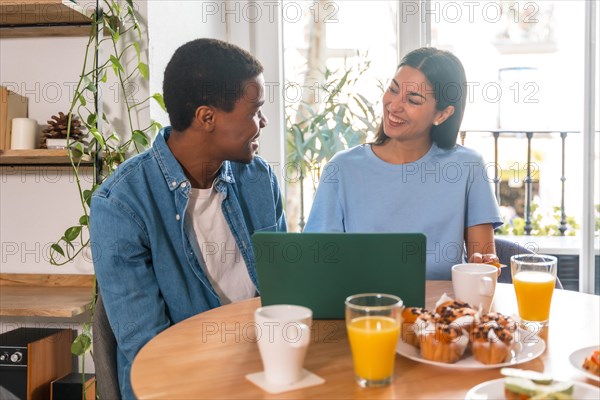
93, 294, 121, 400
495, 237, 563, 289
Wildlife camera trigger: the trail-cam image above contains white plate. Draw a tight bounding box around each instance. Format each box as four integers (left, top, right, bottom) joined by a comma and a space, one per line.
397, 329, 545, 369
465, 377, 600, 400
569, 346, 600, 382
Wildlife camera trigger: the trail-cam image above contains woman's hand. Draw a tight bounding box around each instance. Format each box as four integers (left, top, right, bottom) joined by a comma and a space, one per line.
469, 253, 502, 276
468, 252, 499, 265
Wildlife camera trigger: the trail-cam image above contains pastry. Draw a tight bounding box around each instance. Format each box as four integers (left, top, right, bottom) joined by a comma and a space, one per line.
435, 295, 476, 332
470, 320, 514, 364
417, 313, 468, 363
401, 307, 426, 347
479, 312, 517, 332
582, 348, 600, 376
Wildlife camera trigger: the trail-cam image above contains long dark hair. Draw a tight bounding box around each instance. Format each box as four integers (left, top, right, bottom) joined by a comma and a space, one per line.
372, 47, 467, 149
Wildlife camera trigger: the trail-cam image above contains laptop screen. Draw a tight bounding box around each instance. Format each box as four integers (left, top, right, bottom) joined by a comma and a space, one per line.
252, 232, 426, 319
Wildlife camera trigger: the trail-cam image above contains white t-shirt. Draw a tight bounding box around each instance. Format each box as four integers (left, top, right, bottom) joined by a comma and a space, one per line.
185, 185, 256, 304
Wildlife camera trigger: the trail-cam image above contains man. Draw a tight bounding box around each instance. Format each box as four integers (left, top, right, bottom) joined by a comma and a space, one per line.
90, 38, 286, 398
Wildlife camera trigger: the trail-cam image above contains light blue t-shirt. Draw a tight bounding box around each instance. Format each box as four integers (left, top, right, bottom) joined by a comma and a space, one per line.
304, 143, 503, 280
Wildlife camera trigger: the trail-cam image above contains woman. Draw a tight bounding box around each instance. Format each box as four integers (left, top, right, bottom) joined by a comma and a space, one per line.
305, 47, 503, 280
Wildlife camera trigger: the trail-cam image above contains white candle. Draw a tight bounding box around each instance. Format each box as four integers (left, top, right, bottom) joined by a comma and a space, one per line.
10, 118, 38, 149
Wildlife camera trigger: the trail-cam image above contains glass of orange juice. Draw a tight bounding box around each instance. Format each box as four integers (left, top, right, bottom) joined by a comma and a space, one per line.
345, 293, 403, 387
511, 254, 557, 327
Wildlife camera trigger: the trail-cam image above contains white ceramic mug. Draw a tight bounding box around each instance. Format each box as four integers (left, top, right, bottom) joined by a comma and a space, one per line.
254, 304, 312, 386
451, 263, 498, 312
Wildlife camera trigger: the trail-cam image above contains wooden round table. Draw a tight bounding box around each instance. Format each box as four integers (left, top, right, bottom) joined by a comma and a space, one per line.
131, 282, 600, 399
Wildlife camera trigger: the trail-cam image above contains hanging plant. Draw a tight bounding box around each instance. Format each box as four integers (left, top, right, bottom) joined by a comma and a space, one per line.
46, 2, 165, 395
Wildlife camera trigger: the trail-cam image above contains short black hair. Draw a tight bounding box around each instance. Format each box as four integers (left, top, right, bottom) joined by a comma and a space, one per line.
163, 38, 264, 131
373, 47, 467, 149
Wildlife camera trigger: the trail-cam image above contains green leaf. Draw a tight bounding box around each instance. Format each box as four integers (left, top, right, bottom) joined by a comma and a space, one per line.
87, 114, 97, 127
133, 42, 141, 62
90, 128, 105, 147
110, 55, 124, 76
79, 215, 89, 226
106, 132, 119, 143
78, 93, 86, 107
104, 20, 116, 38
71, 333, 92, 356
51, 244, 65, 257
151, 121, 163, 134
64, 226, 81, 242
70, 141, 85, 157
107, 15, 120, 35
101, 72, 108, 83
83, 76, 97, 93
132, 130, 149, 147
151, 93, 166, 111
138, 62, 149, 80
83, 190, 93, 207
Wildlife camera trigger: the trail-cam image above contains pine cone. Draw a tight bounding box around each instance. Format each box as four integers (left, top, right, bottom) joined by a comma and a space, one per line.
40, 112, 87, 148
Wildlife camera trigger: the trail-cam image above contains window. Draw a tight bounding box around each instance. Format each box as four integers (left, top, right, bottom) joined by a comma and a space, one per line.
247, 0, 598, 292
282, 0, 398, 231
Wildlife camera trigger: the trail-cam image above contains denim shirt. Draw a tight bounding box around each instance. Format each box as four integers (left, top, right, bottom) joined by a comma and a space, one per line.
90, 127, 286, 399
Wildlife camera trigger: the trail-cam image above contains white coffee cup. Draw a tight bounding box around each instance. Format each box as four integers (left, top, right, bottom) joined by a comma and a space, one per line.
451, 263, 498, 312
254, 304, 312, 386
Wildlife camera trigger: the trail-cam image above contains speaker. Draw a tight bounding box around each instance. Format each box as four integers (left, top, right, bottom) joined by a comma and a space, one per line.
51, 373, 95, 400
0, 328, 75, 400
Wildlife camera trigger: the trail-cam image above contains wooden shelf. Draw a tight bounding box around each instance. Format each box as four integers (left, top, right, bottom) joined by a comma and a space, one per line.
0, 0, 93, 38
0, 149, 93, 165
0, 273, 94, 317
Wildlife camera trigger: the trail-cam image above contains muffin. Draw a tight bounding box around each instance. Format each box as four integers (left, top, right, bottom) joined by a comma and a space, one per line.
435, 295, 476, 332
479, 312, 517, 332
471, 319, 515, 364
401, 307, 426, 347
417, 313, 469, 363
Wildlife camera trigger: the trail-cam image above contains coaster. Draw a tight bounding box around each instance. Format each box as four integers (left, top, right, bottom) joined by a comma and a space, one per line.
246, 369, 325, 394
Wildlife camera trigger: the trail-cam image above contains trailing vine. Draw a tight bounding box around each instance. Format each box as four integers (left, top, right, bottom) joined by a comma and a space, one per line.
46, 1, 164, 394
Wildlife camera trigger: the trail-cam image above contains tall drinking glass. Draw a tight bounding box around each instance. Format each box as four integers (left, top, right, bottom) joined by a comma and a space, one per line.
345, 293, 403, 388
511, 254, 557, 327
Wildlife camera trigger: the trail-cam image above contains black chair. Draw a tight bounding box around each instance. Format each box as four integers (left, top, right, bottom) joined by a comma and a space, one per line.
495, 237, 563, 289
93, 294, 121, 400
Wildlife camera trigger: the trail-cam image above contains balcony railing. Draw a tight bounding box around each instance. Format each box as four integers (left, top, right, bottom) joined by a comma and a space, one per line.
459, 129, 584, 236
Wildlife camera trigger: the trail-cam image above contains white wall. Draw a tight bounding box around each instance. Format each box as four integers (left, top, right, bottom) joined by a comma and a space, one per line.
147, 0, 227, 127
147, 0, 285, 174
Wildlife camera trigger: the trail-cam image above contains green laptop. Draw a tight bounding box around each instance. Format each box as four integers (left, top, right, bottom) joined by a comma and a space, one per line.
252, 232, 426, 319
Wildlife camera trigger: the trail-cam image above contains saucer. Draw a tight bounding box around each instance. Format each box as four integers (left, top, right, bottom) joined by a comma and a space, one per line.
246, 369, 325, 394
